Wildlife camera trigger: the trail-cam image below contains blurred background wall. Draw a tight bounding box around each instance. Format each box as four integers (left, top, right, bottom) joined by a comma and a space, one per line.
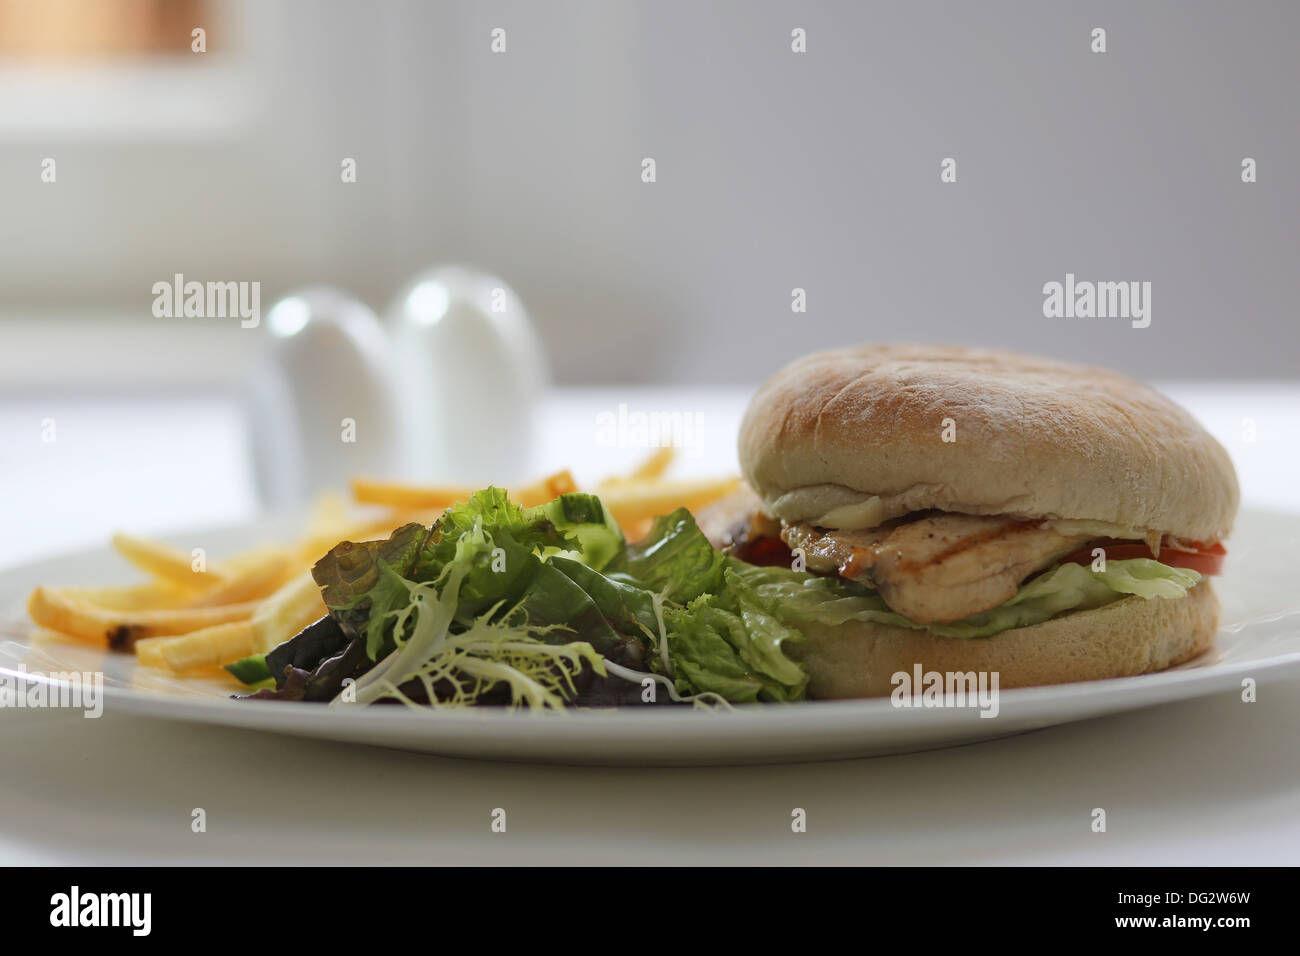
0, 0, 1296, 386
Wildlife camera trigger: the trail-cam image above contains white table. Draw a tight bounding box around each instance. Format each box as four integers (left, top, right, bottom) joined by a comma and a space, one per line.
0, 384, 1297, 865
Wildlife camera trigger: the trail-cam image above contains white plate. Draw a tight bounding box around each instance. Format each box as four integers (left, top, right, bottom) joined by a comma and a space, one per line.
2, 509, 1298, 766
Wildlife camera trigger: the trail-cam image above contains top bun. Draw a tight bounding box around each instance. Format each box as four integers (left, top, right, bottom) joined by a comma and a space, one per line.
738, 344, 1238, 542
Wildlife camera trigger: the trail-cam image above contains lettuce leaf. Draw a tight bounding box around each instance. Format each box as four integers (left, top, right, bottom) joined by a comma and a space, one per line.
663, 601, 771, 701
312, 489, 628, 661
311, 522, 434, 659
547, 555, 661, 642
412, 487, 571, 580
625, 507, 726, 602
1094, 557, 1204, 599
629, 510, 808, 701
734, 558, 1202, 640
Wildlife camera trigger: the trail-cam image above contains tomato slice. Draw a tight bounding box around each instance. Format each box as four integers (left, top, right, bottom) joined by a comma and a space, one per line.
1159, 549, 1226, 575
732, 535, 794, 568
1059, 538, 1225, 575
1178, 540, 1227, 556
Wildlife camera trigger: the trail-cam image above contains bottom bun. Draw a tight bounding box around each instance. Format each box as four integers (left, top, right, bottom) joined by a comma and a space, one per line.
794, 582, 1219, 699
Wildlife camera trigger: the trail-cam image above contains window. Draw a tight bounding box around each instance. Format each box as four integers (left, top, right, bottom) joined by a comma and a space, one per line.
0, 0, 252, 139
0, 0, 211, 58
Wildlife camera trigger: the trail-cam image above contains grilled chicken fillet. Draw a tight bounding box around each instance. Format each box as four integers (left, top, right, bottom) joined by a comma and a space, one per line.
781, 514, 1093, 624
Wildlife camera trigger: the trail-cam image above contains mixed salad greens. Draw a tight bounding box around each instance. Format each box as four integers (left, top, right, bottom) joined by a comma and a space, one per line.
228, 488, 1205, 710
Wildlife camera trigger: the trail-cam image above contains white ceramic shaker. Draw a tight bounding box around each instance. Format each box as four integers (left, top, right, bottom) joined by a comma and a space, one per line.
388, 266, 549, 485
244, 286, 402, 508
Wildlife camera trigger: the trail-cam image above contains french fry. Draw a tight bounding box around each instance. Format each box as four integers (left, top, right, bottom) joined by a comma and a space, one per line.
180, 547, 295, 608
351, 477, 477, 510
305, 491, 351, 541
251, 570, 327, 653
295, 509, 438, 564
298, 491, 374, 557
513, 469, 579, 507
133, 639, 168, 670
599, 476, 742, 527
600, 447, 676, 487
27, 587, 258, 650
135, 621, 256, 673
347, 509, 440, 542
111, 532, 220, 589
60, 581, 190, 612
631, 446, 676, 481
351, 470, 579, 511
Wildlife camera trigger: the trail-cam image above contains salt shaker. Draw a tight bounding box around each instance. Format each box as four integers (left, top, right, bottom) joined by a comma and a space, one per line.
389, 266, 549, 484
244, 286, 401, 508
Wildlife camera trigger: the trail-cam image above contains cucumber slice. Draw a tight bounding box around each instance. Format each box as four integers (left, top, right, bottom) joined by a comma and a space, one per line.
224, 653, 272, 685
539, 493, 625, 570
